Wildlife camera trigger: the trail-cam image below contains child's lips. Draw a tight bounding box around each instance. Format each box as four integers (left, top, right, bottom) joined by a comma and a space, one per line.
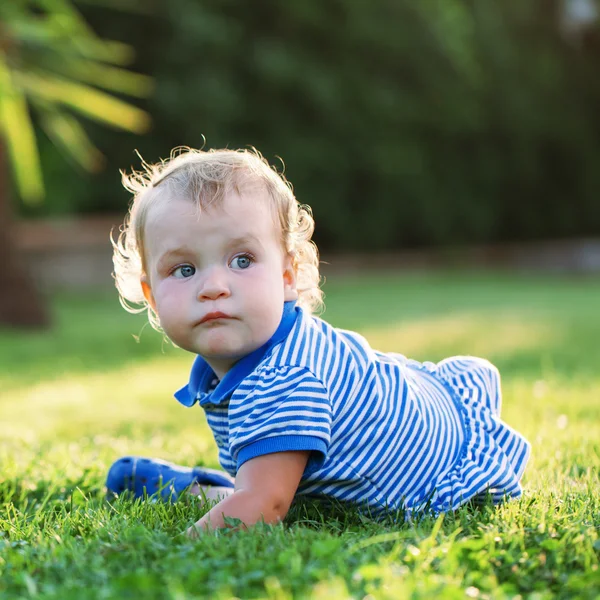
197, 311, 233, 325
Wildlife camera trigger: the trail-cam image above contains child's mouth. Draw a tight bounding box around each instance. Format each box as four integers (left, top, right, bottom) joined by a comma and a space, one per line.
198, 311, 232, 325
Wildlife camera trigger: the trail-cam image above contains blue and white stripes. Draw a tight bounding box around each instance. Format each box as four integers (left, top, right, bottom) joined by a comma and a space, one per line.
176, 302, 531, 516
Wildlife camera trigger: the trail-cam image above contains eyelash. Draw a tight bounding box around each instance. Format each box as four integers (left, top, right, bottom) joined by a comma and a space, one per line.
230, 253, 255, 269
171, 264, 195, 279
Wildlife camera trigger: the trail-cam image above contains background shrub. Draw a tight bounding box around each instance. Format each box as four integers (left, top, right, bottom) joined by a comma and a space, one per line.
24, 0, 600, 251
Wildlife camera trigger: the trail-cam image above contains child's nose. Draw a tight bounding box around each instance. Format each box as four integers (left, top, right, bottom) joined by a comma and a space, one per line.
197, 268, 230, 301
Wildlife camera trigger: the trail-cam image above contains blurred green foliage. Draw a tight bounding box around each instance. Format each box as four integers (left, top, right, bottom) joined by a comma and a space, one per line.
0, 0, 152, 204
22, 0, 600, 250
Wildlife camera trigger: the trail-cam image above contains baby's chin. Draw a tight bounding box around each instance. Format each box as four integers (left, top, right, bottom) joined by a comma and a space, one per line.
197, 344, 262, 377
184, 324, 278, 369
199, 337, 259, 359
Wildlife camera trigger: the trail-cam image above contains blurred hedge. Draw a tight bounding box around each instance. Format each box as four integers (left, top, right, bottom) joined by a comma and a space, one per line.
25, 0, 600, 250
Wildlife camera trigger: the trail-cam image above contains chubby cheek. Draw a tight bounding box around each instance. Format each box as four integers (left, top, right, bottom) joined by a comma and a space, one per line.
152, 280, 189, 322
241, 273, 285, 330
244, 268, 281, 299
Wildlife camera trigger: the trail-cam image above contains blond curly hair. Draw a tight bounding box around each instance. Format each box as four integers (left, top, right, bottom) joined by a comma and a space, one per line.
112, 147, 323, 331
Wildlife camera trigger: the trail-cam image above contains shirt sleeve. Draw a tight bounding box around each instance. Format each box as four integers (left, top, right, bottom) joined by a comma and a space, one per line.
228, 366, 332, 475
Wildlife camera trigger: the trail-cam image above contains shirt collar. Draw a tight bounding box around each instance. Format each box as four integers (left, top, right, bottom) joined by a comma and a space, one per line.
174, 301, 300, 408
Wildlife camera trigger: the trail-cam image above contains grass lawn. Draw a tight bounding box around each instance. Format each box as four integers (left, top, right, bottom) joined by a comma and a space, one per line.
0, 271, 598, 599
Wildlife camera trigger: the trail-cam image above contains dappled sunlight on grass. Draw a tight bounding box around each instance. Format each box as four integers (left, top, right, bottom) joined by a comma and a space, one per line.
502, 377, 600, 493
0, 355, 219, 467
359, 312, 557, 363
323, 272, 600, 379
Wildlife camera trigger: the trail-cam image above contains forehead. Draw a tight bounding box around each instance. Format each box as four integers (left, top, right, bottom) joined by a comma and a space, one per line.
143, 185, 279, 244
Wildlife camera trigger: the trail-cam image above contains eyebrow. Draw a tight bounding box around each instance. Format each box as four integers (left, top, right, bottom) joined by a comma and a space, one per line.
225, 234, 263, 249
155, 247, 194, 269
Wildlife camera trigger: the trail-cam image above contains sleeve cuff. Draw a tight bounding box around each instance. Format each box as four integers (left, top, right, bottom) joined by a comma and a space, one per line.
237, 435, 328, 474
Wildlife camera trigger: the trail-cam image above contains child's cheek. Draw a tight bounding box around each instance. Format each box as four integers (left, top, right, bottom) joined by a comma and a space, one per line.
154, 278, 185, 310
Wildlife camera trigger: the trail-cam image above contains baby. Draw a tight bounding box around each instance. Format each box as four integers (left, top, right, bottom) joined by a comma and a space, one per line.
108, 147, 531, 536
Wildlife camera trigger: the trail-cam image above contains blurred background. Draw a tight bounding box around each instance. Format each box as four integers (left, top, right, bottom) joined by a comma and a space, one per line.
1, 0, 600, 328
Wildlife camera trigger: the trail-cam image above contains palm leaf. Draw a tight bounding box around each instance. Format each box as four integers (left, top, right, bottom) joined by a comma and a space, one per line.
70, 38, 135, 66
0, 0, 153, 203
17, 71, 151, 133
0, 53, 44, 204
7, 4, 136, 66
39, 109, 105, 171
73, 0, 154, 14
56, 59, 154, 98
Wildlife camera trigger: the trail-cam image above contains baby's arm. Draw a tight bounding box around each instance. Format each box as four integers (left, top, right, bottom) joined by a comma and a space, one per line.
186, 450, 310, 536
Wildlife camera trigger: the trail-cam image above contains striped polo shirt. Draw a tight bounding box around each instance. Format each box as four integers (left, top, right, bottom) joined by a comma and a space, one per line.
175, 302, 531, 515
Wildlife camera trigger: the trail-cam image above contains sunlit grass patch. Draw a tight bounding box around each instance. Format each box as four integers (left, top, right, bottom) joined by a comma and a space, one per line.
362, 312, 557, 360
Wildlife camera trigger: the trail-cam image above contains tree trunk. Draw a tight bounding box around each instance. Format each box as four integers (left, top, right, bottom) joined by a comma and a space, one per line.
0, 141, 51, 329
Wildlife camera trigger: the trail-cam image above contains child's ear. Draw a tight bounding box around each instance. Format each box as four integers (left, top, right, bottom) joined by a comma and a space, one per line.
283, 253, 298, 301
140, 275, 157, 311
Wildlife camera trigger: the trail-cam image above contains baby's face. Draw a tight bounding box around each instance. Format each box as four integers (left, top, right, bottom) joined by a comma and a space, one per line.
141, 188, 297, 378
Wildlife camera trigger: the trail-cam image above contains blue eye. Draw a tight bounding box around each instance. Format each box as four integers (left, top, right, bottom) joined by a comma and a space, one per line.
172, 265, 195, 278
231, 255, 253, 270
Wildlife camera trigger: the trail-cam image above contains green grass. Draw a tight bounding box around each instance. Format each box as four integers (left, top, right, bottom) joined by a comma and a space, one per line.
0, 271, 599, 599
